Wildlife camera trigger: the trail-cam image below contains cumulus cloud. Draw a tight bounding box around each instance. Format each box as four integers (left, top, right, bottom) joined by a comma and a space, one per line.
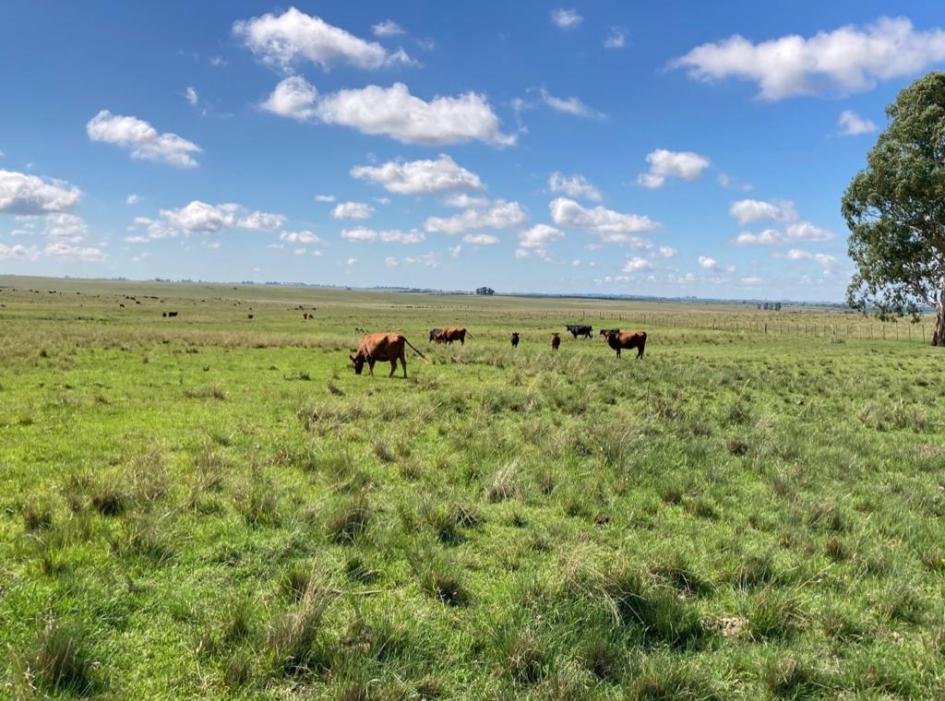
136, 201, 285, 238
838, 109, 877, 135
517, 224, 563, 258
462, 233, 498, 245
425, 200, 526, 234
780, 248, 838, 268
623, 256, 652, 273
731, 199, 834, 245
697, 255, 719, 270
341, 227, 424, 244
351, 155, 483, 194
86, 110, 201, 168
444, 192, 490, 209
672, 17, 945, 100
549, 197, 657, 242
539, 88, 602, 118
0, 169, 81, 214
44, 213, 88, 242
548, 172, 601, 201
126, 194, 141, 205
0, 240, 104, 263
729, 198, 797, 224
656, 246, 677, 258
372, 19, 405, 37
261, 77, 514, 146
279, 230, 321, 244
233, 7, 414, 71
604, 27, 628, 49
332, 201, 374, 220
637, 149, 710, 188
550, 8, 583, 30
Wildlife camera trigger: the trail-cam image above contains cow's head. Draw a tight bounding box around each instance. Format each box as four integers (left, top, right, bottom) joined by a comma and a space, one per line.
350, 352, 365, 375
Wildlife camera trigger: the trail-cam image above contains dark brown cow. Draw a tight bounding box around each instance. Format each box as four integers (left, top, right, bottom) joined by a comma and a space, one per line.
429, 328, 442, 342
551, 332, 561, 351
432, 326, 468, 344
510, 332, 520, 348
605, 330, 646, 358
599, 328, 620, 339
350, 332, 428, 378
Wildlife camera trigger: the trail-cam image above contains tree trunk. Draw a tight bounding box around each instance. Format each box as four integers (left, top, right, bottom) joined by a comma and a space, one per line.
933, 286, 945, 346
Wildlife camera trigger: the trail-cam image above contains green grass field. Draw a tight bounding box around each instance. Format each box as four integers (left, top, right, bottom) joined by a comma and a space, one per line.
2, 276, 944, 699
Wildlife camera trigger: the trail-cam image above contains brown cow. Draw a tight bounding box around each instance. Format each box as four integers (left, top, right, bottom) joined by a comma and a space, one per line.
350, 332, 428, 378
605, 330, 646, 358
432, 326, 468, 344
551, 332, 561, 351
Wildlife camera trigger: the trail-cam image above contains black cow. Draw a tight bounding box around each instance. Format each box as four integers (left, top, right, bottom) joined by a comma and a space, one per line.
599, 328, 620, 339
566, 324, 593, 339
511, 332, 520, 348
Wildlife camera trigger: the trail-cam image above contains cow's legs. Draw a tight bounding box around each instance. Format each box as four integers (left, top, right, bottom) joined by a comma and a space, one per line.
368, 359, 375, 375
615, 348, 621, 358
389, 359, 397, 377
401, 351, 408, 378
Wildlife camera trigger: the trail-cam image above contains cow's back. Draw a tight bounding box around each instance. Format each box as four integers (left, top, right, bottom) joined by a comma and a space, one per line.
358, 332, 404, 359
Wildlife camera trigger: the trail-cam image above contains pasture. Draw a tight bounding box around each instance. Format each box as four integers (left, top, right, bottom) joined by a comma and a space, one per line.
1, 275, 944, 700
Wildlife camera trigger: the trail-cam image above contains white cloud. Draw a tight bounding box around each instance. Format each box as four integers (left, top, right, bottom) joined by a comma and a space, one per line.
549, 197, 657, 242
374, 196, 391, 205
444, 192, 490, 209
656, 246, 677, 258
279, 230, 321, 244
449, 244, 462, 257
44, 213, 87, 242
718, 172, 752, 191
124, 235, 149, 244
548, 172, 602, 201
238, 210, 287, 230
672, 17, 945, 101
385, 256, 399, 268
837, 109, 877, 135
637, 149, 710, 188
185, 86, 199, 106
372, 19, 405, 37
140, 201, 285, 238
550, 8, 583, 30
86, 110, 201, 168
0, 240, 103, 262
517, 224, 563, 258
425, 200, 526, 234
261, 77, 514, 146
314, 194, 336, 203
351, 155, 483, 194
740, 276, 763, 285
404, 252, 439, 267
0, 169, 81, 214
623, 256, 652, 273
734, 221, 834, 245
729, 198, 797, 224
341, 227, 424, 244
781, 248, 839, 268
462, 233, 499, 245
346, 257, 358, 265
233, 7, 414, 71
0, 243, 40, 261
539, 88, 602, 118
332, 201, 374, 220
697, 255, 719, 270
604, 27, 628, 49
126, 194, 141, 205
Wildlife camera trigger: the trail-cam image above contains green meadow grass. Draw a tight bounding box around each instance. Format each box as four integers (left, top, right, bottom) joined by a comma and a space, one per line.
1, 277, 944, 699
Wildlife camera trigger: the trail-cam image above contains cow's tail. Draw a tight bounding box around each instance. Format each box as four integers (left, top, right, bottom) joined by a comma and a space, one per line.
405, 338, 431, 362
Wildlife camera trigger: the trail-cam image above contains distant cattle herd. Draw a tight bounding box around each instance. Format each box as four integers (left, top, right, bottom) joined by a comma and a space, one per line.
352, 324, 646, 377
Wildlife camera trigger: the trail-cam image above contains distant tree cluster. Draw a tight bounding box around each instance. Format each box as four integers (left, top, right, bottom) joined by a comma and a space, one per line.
476, 286, 495, 296
757, 302, 782, 311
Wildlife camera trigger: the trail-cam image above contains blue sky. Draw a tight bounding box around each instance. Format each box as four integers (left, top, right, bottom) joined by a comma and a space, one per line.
2, 1, 944, 300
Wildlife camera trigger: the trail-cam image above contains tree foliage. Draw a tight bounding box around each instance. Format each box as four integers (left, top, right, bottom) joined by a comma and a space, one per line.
842, 72, 945, 344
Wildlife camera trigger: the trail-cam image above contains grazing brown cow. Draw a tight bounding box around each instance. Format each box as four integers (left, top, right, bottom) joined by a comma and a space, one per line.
605, 330, 646, 358
551, 332, 561, 351
350, 332, 428, 378
429, 328, 442, 342
433, 326, 469, 344
511, 332, 520, 348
